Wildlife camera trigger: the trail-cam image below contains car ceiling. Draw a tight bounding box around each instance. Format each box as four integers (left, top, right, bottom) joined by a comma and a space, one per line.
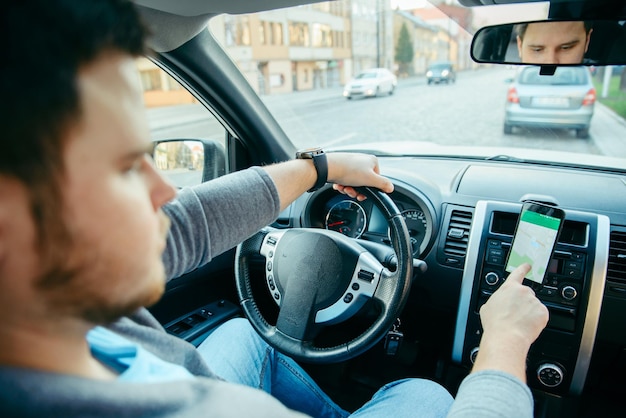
134, 0, 326, 16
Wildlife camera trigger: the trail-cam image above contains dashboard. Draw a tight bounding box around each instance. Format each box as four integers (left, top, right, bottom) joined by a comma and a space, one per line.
280, 155, 626, 399
300, 183, 437, 258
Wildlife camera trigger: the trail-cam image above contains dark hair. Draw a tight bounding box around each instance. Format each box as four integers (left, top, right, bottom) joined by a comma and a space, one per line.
0, 0, 148, 282
515, 20, 593, 40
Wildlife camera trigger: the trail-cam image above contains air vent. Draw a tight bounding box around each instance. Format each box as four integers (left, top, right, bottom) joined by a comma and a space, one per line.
607, 230, 626, 285
440, 210, 473, 268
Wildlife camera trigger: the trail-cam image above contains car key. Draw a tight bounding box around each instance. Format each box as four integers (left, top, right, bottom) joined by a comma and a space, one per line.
384, 319, 404, 356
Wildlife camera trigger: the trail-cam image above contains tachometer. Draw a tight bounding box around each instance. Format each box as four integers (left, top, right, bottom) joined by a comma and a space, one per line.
401, 209, 429, 256
325, 200, 367, 238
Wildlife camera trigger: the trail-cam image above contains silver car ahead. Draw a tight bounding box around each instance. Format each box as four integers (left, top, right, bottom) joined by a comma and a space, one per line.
343, 68, 397, 99
504, 66, 596, 138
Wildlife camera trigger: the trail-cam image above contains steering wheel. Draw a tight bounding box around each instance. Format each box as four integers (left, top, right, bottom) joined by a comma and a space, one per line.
235, 187, 413, 363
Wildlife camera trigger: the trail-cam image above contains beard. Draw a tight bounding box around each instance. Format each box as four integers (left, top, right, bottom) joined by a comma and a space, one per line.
35, 212, 170, 325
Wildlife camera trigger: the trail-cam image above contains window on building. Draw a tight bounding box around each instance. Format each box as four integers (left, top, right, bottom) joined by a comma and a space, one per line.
139, 69, 161, 91
312, 23, 332, 47
270, 22, 284, 45
259, 21, 266, 45
224, 15, 251, 46
289, 21, 310, 46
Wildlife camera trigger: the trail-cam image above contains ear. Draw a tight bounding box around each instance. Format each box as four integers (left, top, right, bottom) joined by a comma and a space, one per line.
516, 35, 523, 59
585, 28, 593, 52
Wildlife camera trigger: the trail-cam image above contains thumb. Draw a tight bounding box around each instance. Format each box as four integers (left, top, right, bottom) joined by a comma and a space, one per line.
506, 263, 531, 284
377, 176, 394, 194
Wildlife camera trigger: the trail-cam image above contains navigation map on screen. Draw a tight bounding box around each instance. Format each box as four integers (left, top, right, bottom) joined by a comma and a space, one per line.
505, 209, 562, 284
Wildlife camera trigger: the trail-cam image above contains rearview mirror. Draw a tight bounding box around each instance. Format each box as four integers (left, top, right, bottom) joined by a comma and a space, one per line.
471, 19, 626, 66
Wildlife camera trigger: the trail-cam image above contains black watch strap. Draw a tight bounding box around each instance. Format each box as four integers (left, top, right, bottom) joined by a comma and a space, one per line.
296, 148, 328, 192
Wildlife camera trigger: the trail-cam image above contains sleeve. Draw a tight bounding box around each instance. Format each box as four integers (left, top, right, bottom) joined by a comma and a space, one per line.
446, 370, 534, 418
161, 167, 281, 280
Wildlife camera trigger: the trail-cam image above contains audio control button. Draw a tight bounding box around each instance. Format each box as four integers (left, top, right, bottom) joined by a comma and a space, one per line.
561, 286, 578, 301
537, 363, 564, 388
470, 347, 479, 364
485, 272, 500, 286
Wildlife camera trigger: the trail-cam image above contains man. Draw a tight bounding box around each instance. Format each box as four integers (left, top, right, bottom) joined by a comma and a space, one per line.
0, 1, 548, 417
516, 21, 593, 64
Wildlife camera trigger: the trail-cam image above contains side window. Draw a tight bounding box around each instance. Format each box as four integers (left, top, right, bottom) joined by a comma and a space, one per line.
136, 58, 228, 188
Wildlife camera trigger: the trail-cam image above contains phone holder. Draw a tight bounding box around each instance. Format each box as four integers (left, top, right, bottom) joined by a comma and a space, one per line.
519, 194, 560, 207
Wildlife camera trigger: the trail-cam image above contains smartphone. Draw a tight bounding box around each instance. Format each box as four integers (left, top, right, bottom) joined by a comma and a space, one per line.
505, 201, 565, 285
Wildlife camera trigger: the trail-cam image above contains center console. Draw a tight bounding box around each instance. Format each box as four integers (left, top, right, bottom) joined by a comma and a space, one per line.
453, 200, 609, 396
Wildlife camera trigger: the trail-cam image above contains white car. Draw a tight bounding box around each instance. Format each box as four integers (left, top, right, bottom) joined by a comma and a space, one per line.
342, 68, 397, 99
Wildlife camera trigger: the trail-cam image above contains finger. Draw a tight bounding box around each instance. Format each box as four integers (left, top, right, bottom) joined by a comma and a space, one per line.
507, 263, 531, 284
379, 178, 394, 193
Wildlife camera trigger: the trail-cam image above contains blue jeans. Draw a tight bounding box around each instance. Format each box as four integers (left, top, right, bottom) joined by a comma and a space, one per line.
197, 318, 453, 418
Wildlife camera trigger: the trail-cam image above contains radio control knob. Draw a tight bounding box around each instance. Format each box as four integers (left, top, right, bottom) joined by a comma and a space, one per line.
485, 272, 500, 286
561, 285, 578, 301
469, 347, 480, 364
537, 363, 564, 388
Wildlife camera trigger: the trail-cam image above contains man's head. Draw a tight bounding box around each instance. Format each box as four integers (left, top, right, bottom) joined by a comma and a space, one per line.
516, 21, 593, 64
0, 0, 176, 325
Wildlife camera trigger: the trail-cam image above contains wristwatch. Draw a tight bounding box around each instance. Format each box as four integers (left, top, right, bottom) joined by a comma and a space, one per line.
296, 147, 328, 192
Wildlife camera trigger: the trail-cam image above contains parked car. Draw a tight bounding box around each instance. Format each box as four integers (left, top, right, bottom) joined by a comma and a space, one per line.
426, 61, 456, 84
342, 68, 397, 99
504, 65, 596, 138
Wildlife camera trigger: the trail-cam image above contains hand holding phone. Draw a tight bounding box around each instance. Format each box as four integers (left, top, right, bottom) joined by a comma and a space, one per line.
505, 201, 565, 285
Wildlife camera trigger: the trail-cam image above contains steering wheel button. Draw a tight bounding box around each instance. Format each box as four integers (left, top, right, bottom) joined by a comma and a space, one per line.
267, 261, 272, 271
357, 270, 374, 282
351, 283, 360, 291
343, 293, 354, 303
273, 292, 280, 300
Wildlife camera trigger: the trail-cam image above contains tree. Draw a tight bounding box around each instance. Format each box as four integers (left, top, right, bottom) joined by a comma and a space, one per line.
395, 22, 414, 76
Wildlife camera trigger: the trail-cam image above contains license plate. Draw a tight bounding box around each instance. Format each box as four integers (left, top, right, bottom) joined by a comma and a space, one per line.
532, 97, 569, 107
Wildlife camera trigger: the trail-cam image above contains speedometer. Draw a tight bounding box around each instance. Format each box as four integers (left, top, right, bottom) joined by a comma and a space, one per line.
401, 209, 429, 256
325, 200, 367, 238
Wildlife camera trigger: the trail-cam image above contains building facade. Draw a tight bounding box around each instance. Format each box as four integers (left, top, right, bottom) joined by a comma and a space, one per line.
139, 0, 472, 105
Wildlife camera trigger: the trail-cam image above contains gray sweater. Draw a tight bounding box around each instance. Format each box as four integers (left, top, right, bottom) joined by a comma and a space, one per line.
0, 167, 533, 417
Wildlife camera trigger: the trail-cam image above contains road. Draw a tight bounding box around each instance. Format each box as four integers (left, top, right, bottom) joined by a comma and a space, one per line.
148, 66, 626, 159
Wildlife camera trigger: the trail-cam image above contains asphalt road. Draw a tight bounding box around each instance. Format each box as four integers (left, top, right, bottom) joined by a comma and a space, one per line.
148, 66, 626, 159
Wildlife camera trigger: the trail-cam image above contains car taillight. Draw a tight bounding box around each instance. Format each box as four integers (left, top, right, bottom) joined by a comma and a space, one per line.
507, 86, 519, 103
582, 88, 596, 106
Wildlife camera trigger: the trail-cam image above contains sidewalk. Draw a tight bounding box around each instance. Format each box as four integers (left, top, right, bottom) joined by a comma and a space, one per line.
591, 101, 626, 158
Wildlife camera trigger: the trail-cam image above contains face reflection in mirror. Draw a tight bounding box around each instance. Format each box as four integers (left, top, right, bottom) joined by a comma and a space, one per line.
516, 21, 593, 64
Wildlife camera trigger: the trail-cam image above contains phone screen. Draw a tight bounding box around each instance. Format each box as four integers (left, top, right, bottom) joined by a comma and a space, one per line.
505, 203, 564, 284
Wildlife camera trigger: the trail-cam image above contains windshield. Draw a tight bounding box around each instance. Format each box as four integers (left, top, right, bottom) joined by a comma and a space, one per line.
204, 0, 626, 171
429, 63, 452, 69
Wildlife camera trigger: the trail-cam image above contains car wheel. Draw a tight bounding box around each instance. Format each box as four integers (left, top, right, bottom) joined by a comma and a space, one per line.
389, 85, 395, 95
346, 96, 352, 100
375, 87, 380, 97
504, 123, 513, 134
576, 127, 590, 139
